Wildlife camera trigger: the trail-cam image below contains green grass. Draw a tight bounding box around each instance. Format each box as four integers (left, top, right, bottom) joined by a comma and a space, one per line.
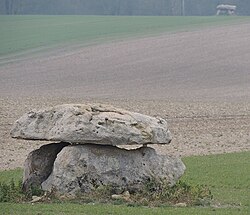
0, 168, 22, 184
1, 15, 250, 57
182, 152, 250, 208
0, 151, 249, 214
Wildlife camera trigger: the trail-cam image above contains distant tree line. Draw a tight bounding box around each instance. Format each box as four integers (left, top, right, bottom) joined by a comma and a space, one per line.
1, 0, 250, 15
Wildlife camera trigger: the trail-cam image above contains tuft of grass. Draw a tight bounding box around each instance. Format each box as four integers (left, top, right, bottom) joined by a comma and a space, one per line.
0, 168, 45, 203
134, 179, 212, 207
1, 15, 250, 57
0, 179, 45, 203
70, 178, 212, 207
0, 168, 23, 202
0, 179, 23, 203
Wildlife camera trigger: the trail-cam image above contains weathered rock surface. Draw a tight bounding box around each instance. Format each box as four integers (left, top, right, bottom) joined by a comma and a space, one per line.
42, 144, 185, 195
22, 142, 70, 192
11, 104, 172, 145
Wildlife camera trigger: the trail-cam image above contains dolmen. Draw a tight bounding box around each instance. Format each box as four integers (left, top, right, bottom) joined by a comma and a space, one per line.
216, 4, 236, 15
11, 104, 185, 195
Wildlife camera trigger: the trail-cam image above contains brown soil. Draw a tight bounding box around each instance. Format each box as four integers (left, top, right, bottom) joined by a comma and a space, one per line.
0, 23, 249, 170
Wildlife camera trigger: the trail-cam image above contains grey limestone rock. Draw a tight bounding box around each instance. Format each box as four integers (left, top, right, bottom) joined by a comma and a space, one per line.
42, 144, 186, 195
11, 104, 172, 146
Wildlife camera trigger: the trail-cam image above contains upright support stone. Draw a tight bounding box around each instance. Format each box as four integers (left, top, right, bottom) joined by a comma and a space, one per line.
22, 142, 70, 192
42, 144, 186, 195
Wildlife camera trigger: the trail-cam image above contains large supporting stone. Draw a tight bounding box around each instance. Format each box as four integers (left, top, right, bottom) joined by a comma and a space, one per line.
22, 142, 70, 192
42, 144, 186, 195
11, 104, 172, 146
